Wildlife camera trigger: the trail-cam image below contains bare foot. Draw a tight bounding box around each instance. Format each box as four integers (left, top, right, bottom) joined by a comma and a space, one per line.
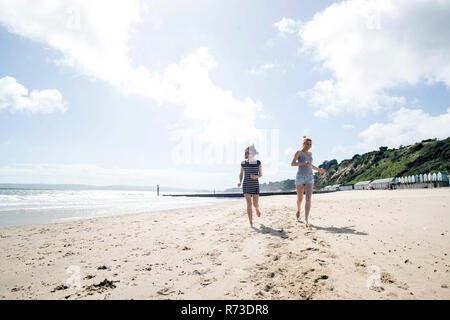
256, 208, 261, 217
296, 211, 300, 222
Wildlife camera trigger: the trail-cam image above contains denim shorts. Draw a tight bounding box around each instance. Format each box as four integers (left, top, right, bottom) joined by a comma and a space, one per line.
295, 174, 314, 186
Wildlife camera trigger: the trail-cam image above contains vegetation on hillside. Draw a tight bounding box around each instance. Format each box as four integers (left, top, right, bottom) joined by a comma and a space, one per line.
314, 137, 450, 188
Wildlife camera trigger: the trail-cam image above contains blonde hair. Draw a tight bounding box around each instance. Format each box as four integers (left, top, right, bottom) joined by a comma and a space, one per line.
302, 136, 312, 145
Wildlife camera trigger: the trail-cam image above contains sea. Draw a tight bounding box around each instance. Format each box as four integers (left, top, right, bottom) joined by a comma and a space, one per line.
0, 188, 237, 228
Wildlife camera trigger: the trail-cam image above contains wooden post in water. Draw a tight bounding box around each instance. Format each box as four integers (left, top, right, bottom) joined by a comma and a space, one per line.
157, 185, 160, 196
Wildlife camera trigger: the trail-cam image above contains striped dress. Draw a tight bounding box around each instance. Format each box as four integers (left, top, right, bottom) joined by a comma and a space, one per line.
241, 160, 261, 194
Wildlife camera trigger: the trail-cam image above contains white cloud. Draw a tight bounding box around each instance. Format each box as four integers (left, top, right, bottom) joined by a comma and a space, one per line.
331, 145, 355, 156
358, 107, 450, 150
327, 107, 450, 160
313, 109, 329, 119
0, 76, 66, 113
274, 17, 303, 35
0, 0, 262, 144
343, 124, 354, 129
164, 47, 263, 144
249, 63, 278, 75
0, 0, 152, 95
297, 0, 450, 117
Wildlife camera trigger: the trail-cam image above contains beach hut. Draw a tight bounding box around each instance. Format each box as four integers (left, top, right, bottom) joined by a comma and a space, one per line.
443, 173, 449, 184
432, 173, 437, 181
428, 173, 432, 181
423, 174, 428, 182
339, 184, 354, 191
419, 175, 423, 183
370, 178, 395, 190
415, 175, 420, 183
355, 180, 371, 190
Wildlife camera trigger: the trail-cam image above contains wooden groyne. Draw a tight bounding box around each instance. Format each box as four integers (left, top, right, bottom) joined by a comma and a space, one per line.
162, 190, 337, 198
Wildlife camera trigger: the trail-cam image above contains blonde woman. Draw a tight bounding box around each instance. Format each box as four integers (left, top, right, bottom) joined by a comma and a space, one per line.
291, 136, 326, 227
238, 145, 262, 228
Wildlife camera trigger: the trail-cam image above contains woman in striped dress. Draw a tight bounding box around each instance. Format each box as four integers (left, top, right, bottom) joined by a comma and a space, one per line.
238, 145, 262, 228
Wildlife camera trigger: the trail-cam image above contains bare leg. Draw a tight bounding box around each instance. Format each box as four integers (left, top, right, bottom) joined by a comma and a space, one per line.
244, 194, 253, 227
304, 184, 313, 227
295, 185, 304, 221
252, 194, 261, 217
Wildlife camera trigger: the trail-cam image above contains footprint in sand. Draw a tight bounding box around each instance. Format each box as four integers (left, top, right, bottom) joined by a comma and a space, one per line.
316, 259, 327, 266
380, 272, 396, 284
190, 268, 210, 276
200, 278, 216, 286
302, 268, 315, 276
301, 247, 320, 252
97, 265, 109, 270
157, 287, 174, 295
314, 275, 329, 283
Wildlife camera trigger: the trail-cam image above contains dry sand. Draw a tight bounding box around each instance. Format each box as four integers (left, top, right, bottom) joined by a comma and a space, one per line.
0, 189, 449, 300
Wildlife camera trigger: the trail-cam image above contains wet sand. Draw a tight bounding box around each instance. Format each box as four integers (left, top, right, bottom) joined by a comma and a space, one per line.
0, 189, 448, 299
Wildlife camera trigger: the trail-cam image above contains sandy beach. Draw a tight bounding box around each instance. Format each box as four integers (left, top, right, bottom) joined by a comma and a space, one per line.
0, 189, 449, 300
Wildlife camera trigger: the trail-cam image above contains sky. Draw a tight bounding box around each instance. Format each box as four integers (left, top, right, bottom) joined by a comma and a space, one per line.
0, 0, 449, 190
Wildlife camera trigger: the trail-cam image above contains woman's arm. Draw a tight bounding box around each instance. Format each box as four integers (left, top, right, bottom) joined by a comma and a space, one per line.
238, 166, 244, 187
251, 164, 263, 179
291, 151, 304, 167
312, 165, 326, 174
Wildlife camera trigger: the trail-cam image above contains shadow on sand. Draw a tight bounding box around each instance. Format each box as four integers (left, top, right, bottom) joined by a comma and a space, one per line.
311, 224, 368, 236
252, 224, 288, 239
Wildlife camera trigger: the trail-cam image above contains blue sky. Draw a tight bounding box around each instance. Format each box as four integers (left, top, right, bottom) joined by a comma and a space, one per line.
0, 0, 449, 189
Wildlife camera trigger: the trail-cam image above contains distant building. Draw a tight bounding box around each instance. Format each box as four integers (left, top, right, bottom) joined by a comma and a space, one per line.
355, 180, 371, 190
339, 184, 354, 191
331, 184, 340, 191
320, 185, 340, 192
371, 177, 395, 190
